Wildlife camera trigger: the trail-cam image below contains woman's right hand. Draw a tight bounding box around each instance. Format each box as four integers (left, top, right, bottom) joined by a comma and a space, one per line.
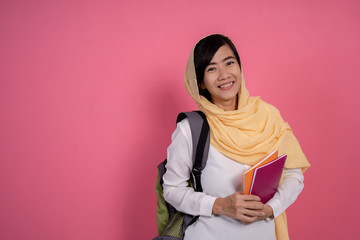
212, 192, 265, 224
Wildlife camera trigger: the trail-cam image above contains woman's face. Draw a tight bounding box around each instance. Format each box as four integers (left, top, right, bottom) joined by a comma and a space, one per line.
200, 44, 242, 111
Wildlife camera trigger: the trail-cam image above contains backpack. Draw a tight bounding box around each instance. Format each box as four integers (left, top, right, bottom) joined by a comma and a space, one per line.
153, 111, 210, 240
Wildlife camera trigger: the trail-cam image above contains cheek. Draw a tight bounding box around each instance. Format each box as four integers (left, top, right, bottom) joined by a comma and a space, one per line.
231, 67, 241, 77
203, 74, 216, 88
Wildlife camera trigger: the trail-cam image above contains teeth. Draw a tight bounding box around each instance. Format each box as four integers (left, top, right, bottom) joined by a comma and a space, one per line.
219, 82, 234, 88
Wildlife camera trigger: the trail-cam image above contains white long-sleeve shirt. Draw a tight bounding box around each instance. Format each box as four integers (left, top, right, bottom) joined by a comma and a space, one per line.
163, 119, 304, 240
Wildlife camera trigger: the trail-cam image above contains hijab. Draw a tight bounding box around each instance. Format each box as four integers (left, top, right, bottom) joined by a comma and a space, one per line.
184, 34, 310, 240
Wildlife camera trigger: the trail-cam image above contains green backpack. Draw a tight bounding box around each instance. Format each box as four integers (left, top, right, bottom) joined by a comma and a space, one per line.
153, 111, 210, 240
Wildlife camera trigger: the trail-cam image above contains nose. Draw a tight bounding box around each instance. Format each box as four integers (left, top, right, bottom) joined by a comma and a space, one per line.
218, 66, 230, 80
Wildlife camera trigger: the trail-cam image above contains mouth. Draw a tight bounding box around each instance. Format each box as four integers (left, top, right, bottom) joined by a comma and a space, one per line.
218, 81, 234, 89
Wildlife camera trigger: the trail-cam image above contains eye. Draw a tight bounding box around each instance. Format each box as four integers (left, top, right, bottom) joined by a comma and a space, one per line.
226, 61, 235, 66
206, 67, 216, 72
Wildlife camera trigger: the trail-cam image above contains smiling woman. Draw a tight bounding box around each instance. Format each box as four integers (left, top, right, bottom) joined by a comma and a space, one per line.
158, 34, 310, 240
199, 44, 242, 111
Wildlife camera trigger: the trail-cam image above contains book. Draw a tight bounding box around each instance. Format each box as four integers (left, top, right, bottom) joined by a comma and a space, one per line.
242, 150, 278, 195
249, 155, 287, 203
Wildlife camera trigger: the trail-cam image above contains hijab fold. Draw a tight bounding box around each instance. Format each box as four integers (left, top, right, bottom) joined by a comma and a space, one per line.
184, 42, 310, 240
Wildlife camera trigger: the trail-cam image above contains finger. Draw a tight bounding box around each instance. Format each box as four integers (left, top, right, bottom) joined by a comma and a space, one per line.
242, 201, 265, 210
236, 193, 261, 202
234, 193, 261, 202
233, 196, 265, 210
237, 214, 258, 223
241, 208, 265, 218
246, 194, 262, 202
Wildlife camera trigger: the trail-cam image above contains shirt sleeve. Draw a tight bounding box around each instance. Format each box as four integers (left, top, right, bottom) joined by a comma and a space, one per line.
162, 119, 216, 217
266, 168, 305, 218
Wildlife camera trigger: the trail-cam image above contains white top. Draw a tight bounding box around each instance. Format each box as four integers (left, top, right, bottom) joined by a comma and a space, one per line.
163, 119, 305, 240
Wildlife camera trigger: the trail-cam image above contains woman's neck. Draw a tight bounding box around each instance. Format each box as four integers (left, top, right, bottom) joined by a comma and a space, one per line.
212, 95, 238, 111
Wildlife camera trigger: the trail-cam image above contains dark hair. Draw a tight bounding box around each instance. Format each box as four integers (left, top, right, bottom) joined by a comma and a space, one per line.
194, 34, 241, 100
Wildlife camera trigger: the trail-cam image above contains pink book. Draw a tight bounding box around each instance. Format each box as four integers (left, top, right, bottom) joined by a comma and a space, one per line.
249, 155, 287, 204
242, 150, 278, 195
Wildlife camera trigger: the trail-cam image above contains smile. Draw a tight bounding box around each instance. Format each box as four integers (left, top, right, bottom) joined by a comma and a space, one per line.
218, 81, 234, 89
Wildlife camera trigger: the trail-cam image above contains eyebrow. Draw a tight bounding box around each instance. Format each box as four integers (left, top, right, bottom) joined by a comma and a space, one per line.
207, 56, 236, 66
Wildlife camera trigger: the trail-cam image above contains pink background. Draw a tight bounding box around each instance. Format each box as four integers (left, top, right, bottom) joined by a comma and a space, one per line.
1, 0, 359, 239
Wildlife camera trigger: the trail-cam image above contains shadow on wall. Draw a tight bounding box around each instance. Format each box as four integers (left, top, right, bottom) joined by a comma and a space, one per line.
120, 74, 187, 239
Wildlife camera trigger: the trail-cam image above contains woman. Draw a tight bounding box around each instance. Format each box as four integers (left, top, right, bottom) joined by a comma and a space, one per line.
162, 34, 310, 240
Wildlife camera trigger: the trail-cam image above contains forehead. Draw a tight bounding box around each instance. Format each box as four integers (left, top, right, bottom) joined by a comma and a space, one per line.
210, 44, 235, 62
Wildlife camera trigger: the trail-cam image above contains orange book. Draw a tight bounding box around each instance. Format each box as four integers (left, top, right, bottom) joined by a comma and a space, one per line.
242, 150, 278, 195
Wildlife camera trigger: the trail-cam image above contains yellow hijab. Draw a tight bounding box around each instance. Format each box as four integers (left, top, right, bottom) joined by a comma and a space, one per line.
184, 37, 310, 240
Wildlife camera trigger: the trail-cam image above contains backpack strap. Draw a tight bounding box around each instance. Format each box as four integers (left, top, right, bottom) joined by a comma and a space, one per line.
176, 111, 210, 192
176, 111, 210, 237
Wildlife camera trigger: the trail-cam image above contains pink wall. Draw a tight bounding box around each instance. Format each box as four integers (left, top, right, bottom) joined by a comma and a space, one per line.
1, 0, 359, 239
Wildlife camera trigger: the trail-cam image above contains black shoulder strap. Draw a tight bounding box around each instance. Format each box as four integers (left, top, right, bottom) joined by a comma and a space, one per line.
176, 111, 210, 192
